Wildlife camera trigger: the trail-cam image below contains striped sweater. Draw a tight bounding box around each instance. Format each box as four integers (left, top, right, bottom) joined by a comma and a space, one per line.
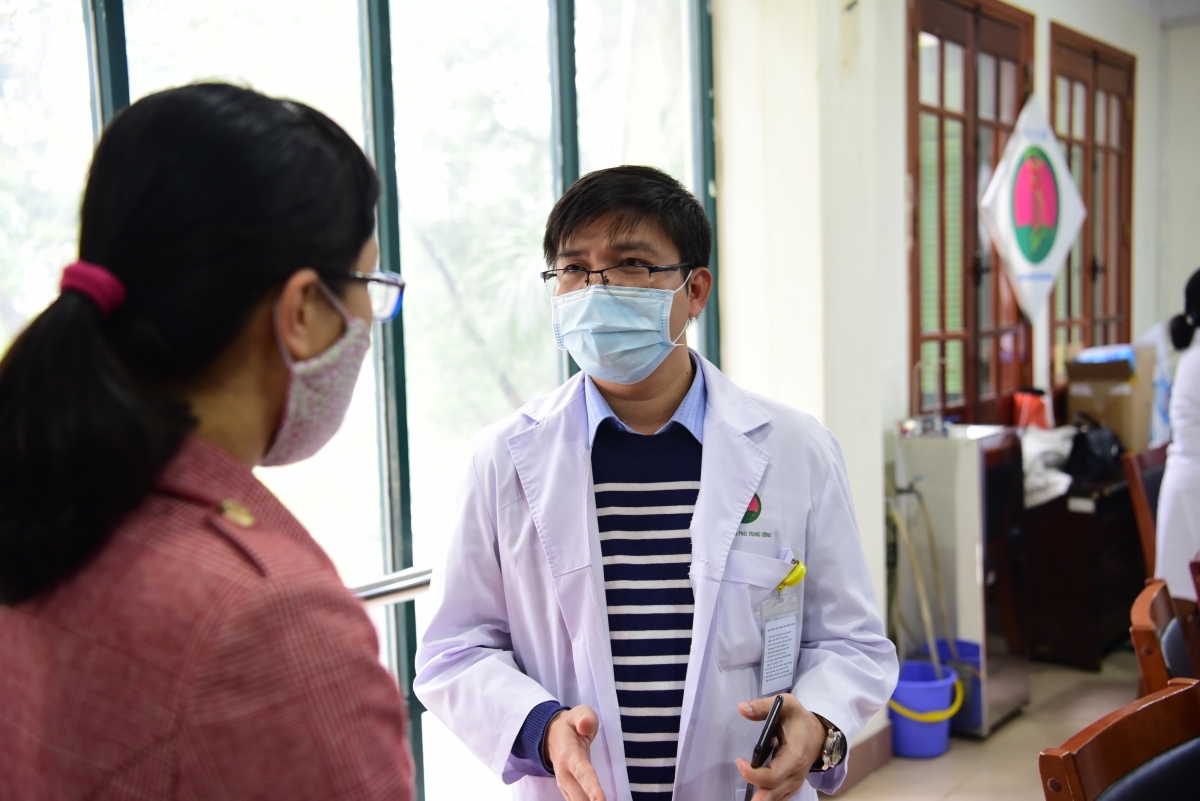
593, 422, 702, 801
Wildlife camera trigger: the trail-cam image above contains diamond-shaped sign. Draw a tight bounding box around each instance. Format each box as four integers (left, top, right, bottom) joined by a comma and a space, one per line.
979, 97, 1086, 321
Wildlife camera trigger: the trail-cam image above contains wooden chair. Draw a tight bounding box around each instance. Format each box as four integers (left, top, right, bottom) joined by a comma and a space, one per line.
1130, 579, 1193, 695
1120, 443, 1169, 579
1039, 678, 1200, 800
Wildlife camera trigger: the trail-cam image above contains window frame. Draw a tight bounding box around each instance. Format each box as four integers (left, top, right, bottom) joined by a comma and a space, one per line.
80, 1, 721, 798
1048, 22, 1136, 389
906, 0, 1035, 423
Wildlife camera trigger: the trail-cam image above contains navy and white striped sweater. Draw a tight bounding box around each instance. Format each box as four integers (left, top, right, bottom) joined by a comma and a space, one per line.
593, 421, 701, 801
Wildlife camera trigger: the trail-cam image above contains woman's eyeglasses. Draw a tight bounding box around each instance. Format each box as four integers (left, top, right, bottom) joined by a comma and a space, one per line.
349, 271, 405, 321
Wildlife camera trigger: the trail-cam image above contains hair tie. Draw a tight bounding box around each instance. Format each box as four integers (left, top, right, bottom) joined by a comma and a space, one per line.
60, 261, 127, 318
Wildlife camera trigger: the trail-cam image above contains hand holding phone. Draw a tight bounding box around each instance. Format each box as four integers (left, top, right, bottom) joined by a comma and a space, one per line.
744, 695, 785, 800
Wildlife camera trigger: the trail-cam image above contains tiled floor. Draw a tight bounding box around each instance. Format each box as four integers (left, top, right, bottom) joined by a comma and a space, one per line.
840, 650, 1141, 800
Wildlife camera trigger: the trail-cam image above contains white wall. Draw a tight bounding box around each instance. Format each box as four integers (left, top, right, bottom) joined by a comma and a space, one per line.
1160, 20, 1200, 318
713, 0, 902, 626
713, 0, 826, 421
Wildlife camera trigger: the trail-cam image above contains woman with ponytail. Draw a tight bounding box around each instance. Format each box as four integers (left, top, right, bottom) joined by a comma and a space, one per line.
1157, 268, 1200, 601
0, 84, 413, 799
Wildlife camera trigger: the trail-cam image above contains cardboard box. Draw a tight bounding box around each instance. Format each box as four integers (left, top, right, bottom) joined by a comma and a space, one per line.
1066, 344, 1155, 453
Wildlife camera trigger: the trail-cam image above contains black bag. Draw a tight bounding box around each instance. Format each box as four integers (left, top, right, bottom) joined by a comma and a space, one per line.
1064, 412, 1124, 482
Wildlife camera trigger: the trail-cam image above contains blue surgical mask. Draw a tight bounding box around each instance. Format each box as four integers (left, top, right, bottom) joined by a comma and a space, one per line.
551, 283, 688, 384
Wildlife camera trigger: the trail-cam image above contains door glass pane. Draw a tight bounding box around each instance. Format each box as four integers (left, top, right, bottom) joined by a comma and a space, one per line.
919, 32, 940, 107
921, 340, 940, 411
1108, 152, 1120, 317
1055, 75, 1070, 134
1054, 266, 1068, 321
943, 41, 964, 114
0, 2, 95, 357
1054, 325, 1068, 380
576, 0, 693, 189
390, 0, 556, 791
999, 59, 1017, 124
919, 113, 941, 334
1070, 146, 1084, 319
1072, 80, 1087, 140
977, 53, 996, 121
946, 339, 964, 407
1092, 143, 1106, 321
977, 126, 994, 330
123, 0, 386, 589
1094, 90, 1107, 146
979, 336, 994, 398
944, 119, 963, 332
1109, 96, 1122, 147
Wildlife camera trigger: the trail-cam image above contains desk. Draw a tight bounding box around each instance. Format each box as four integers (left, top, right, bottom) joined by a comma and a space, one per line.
1024, 479, 1145, 670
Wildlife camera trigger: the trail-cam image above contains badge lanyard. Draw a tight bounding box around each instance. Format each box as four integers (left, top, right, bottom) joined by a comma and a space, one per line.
758, 559, 806, 696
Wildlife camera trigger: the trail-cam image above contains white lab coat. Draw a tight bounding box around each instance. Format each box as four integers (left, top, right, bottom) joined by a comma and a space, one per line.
414, 356, 897, 801
1157, 341, 1200, 601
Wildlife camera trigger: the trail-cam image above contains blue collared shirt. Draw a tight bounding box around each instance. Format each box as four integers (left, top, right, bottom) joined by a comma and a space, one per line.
582, 355, 707, 445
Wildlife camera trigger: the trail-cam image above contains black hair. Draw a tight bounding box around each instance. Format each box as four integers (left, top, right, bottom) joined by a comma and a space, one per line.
542, 166, 712, 270
0, 83, 379, 605
1169, 268, 1200, 351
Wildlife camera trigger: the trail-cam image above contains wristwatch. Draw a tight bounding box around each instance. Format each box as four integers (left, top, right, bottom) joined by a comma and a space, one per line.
810, 715, 847, 772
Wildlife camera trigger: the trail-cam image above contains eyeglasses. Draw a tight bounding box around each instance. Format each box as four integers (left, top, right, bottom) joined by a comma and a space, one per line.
349, 270, 406, 321
540, 260, 695, 296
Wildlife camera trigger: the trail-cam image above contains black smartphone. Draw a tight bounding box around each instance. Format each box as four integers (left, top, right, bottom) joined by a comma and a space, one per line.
744, 695, 785, 799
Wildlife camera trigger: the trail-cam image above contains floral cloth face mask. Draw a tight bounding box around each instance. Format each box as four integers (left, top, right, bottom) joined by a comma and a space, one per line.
260, 284, 371, 467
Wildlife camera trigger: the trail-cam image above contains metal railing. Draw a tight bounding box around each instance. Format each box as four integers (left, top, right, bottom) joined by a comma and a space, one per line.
351, 566, 432, 608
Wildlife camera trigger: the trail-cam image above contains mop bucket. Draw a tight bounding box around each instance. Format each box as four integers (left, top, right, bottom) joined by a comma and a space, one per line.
888, 661, 963, 758
922, 639, 982, 732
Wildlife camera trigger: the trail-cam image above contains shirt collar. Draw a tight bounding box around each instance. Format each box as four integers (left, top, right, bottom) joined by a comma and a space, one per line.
583, 354, 707, 445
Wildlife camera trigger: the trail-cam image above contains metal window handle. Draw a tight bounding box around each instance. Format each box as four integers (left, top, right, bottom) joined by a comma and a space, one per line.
351, 566, 432, 608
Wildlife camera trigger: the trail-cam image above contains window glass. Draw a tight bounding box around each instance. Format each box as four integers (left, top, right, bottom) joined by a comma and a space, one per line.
575, 0, 693, 188
124, 0, 365, 143
1071, 80, 1086, 140
919, 113, 941, 335
390, 0, 556, 793
0, 0, 94, 356
977, 52, 996, 121
943, 41, 964, 114
946, 339, 964, 407
998, 59, 1017, 124
1109, 97, 1121, 147
919, 33, 940, 107
573, 0, 714, 359
1094, 91, 1107, 146
123, 0, 388, 595
1054, 75, 1070, 134
944, 119, 963, 332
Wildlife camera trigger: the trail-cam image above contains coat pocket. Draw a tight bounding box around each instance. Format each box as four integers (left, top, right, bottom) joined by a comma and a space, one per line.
714, 550, 798, 672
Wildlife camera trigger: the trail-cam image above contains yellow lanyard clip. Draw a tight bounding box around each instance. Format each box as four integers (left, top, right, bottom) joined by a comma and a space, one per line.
775, 559, 807, 593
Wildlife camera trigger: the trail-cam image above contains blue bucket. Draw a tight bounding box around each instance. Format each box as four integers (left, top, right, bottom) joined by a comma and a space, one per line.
922, 639, 982, 733
889, 661, 959, 758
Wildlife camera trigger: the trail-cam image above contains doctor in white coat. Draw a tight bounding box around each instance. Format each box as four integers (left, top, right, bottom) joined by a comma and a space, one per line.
1157, 268, 1200, 601
414, 166, 898, 801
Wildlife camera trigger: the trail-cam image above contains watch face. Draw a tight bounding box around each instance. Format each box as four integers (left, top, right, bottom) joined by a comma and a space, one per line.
830, 730, 847, 766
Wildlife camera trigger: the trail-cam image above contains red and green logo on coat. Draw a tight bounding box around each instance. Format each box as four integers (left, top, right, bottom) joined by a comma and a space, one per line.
742, 494, 762, 525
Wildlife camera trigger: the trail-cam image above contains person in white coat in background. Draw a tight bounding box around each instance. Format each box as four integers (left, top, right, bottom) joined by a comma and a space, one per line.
1157, 268, 1200, 601
414, 166, 898, 801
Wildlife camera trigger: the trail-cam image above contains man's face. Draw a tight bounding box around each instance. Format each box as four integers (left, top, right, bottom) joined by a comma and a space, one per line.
554, 213, 707, 345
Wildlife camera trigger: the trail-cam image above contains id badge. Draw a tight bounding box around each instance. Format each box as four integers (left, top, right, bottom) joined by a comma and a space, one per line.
758, 592, 800, 696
